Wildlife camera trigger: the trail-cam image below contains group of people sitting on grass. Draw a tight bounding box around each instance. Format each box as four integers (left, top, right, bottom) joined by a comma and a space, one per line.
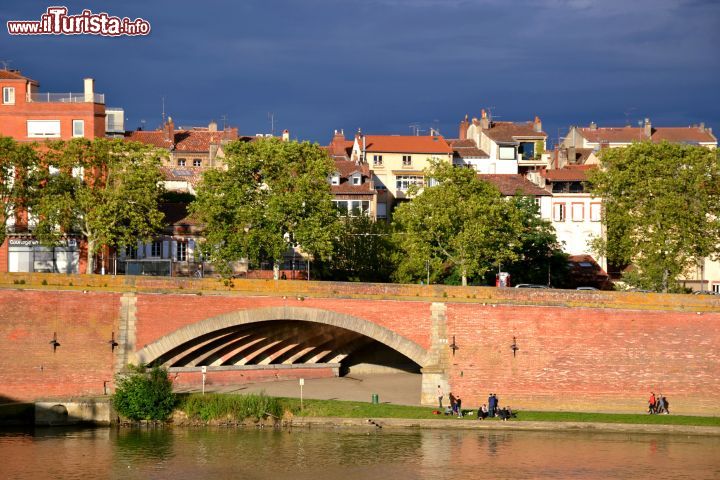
648, 392, 670, 414
439, 391, 515, 420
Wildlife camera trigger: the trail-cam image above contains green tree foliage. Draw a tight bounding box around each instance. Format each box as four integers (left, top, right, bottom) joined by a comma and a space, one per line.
318, 214, 397, 282
113, 365, 176, 421
31, 138, 166, 274
0, 136, 41, 247
500, 196, 568, 286
190, 138, 339, 274
392, 160, 526, 286
590, 141, 720, 292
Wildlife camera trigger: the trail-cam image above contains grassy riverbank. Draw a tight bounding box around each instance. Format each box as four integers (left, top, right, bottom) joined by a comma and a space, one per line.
175, 393, 719, 427
278, 397, 719, 427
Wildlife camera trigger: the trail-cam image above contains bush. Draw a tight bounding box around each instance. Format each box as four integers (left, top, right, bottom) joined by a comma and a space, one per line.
179, 393, 282, 422
113, 365, 176, 421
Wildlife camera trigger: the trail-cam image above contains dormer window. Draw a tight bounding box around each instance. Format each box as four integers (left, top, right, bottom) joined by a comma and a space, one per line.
351, 174, 361, 185
330, 173, 340, 185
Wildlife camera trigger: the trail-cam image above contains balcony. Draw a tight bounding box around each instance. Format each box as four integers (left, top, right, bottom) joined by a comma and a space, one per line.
27, 92, 105, 104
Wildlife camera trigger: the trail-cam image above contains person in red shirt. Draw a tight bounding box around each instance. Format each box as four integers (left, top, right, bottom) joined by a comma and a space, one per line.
648, 392, 656, 414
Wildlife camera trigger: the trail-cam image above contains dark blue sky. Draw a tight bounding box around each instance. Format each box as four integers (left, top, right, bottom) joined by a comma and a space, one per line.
2, 0, 719, 145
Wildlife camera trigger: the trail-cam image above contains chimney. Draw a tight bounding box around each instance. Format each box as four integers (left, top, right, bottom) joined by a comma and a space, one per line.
282, 129, 290, 142
330, 129, 347, 156
459, 114, 469, 140
589, 121, 597, 130
83, 78, 95, 102
208, 120, 218, 132
699, 122, 705, 131
567, 145, 577, 165
480, 109, 489, 130
165, 116, 175, 144
643, 118, 652, 138
558, 147, 568, 169
533, 116, 542, 133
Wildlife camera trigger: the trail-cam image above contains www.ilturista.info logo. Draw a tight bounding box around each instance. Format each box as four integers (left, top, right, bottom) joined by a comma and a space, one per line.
7, 6, 151, 36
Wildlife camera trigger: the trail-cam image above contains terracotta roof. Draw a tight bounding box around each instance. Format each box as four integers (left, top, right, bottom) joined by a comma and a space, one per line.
363, 135, 452, 154
483, 121, 547, 143
478, 174, 550, 196
448, 138, 489, 159
543, 166, 594, 182
0, 69, 37, 83
126, 128, 238, 152
331, 158, 375, 195
578, 126, 716, 144
160, 166, 203, 186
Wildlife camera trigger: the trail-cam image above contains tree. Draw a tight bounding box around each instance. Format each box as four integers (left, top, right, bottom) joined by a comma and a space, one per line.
590, 141, 720, 292
501, 196, 568, 287
31, 138, 166, 274
0, 136, 41, 247
190, 138, 339, 275
318, 214, 397, 282
113, 365, 176, 421
392, 159, 525, 286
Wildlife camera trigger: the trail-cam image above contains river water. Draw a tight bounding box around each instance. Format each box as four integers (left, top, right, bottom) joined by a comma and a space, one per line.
1, 426, 718, 479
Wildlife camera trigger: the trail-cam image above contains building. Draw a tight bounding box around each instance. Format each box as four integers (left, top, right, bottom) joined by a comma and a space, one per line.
0, 69, 105, 141
125, 118, 239, 194
326, 130, 378, 218
461, 110, 548, 174
350, 131, 453, 218
0, 68, 108, 274
560, 119, 718, 290
563, 118, 717, 150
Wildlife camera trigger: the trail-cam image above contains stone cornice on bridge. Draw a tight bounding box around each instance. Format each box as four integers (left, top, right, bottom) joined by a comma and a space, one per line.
1, 272, 719, 313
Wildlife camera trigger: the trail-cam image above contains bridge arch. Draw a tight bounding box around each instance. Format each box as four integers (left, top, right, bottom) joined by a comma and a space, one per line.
133, 306, 430, 369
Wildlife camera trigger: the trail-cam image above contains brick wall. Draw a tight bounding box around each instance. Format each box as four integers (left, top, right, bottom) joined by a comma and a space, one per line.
0, 290, 120, 402
445, 303, 720, 414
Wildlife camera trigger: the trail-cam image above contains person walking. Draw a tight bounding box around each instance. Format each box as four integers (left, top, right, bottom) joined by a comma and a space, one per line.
437, 385, 444, 409
456, 397, 463, 417
648, 392, 656, 414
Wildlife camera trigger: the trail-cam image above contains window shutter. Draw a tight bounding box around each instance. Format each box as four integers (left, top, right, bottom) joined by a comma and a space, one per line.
162, 241, 170, 259
171, 241, 178, 260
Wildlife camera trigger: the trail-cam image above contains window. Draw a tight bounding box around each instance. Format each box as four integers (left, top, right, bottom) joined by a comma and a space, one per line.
126, 246, 138, 259
519, 141, 536, 160
27, 120, 61, 138
499, 146, 516, 160
176, 241, 188, 261
330, 173, 340, 185
713, 284, 720, 294
553, 203, 566, 222
373, 155, 383, 166
590, 203, 601, 222
352, 174, 361, 185
72, 120, 84, 137
402, 155, 412, 166
177, 158, 186, 167
193, 159, 202, 167
333, 200, 370, 216
376, 203, 387, 219
2, 87, 15, 105
151, 241, 162, 257
571, 203, 584, 222
396, 175, 423, 191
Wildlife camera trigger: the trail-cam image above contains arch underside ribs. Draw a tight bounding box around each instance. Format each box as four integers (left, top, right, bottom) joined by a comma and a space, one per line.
135, 307, 429, 370
145, 320, 416, 371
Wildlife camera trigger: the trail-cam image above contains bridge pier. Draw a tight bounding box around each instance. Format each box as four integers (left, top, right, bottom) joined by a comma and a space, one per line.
420, 302, 450, 406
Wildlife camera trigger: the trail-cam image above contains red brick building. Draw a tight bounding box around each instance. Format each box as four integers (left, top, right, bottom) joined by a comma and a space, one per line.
0, 68, 106, 274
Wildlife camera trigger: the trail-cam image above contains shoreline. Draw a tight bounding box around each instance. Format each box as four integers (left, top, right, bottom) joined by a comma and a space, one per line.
283, 416, 720, 437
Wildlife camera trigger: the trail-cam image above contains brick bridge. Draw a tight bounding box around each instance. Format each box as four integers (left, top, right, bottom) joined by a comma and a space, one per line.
1, 273, 719, 415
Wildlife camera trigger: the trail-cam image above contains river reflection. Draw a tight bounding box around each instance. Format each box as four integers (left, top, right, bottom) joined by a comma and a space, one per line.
0, 426, 718, 479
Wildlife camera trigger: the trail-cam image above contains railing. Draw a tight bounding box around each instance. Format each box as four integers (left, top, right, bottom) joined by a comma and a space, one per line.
27, 92, 105, 104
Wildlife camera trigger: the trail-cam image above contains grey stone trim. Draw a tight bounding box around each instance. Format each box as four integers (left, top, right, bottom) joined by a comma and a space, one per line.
115, 293, 137, 373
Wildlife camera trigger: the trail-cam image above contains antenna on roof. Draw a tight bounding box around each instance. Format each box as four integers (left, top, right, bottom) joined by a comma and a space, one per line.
0, 60, 12, 70
409, 123, 421, 136
161, 96, 166, 124
221, 114, 228, 130
268, 112, 275, 136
